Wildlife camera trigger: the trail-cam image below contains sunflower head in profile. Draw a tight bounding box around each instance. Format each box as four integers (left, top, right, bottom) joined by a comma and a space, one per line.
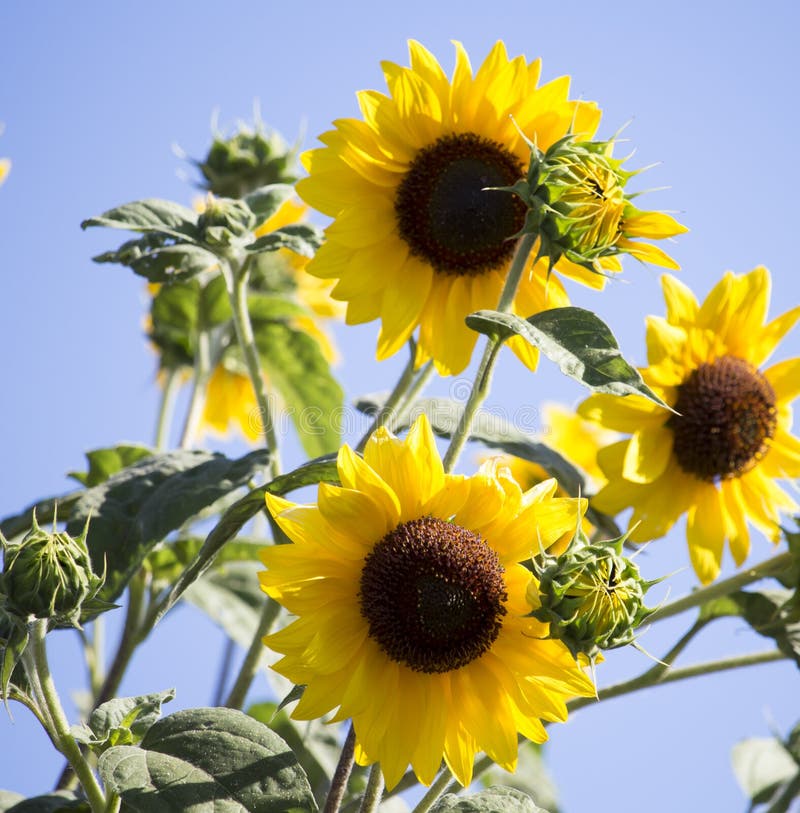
579, 268, 800, 584
259, 414, 594, 788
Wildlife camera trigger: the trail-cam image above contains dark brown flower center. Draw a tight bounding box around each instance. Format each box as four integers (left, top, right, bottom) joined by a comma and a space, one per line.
394, 133, 526, 277
668, 355, 777, 481
359, 516, 507, 673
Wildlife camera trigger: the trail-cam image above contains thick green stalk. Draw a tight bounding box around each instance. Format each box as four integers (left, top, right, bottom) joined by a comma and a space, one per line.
223, 596, 282, 709
411, 766, 456, 813
358, 764, 385, 813
648, 551, 794, 624
154, 366, 181, 451
441, 232, 537, 473
28, 620, 108, 813
179, 328, 212, 449
222, 255, 281, 478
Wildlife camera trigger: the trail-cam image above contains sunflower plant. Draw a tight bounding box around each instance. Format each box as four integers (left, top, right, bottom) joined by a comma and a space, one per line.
2, 40, 799, 813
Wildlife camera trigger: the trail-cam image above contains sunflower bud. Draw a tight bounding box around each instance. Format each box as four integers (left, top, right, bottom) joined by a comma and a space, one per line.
197, 195, 257, 247
0, 511, 103, 626
508, 131, 685, 272
529, 533, 654, 660
197, 121, 299, 199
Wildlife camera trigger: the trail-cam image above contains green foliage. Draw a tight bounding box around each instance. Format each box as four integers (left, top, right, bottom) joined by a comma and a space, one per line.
479, 741, 559, 813
430, 786, 547, 812
246, 224, 323, 258
248, 702, 341, 805
98, 707, 317, 812
700, 589, 800, 668
0, 792, 89, 812
466, 307, 668, 407
732, 724, 800, 812
0, 616, 29, 703
244, 184, 295, 227
71, 690, 175, 753
68, 445, 154, 487
66, 449, 268, 605
82, 199, 203, 243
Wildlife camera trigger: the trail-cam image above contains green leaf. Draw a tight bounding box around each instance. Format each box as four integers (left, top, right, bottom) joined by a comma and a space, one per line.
244, 184, 295, 226
247, 292, 312, 322
248, 702, 340, 805
184, 564, 264, 648
71, 689, 175, 752
431, 786, 547, 812
69, 445, 154, 487
93, 234, 216, 284
151, 455, 338, 624
0, 619, 29, 704
353, 394, 620, 538
246, 224, 323, 257
98, 707, 317, 812
67, 449, 268, 605
82, 199, 202, 244
732, 736, 800, 810
0, 493, 82, 541
700, 589, 800, 667
466, 307, 669, 407
3, 793, 89, 812
255, 322, 343, 458
147, 537, 263, 586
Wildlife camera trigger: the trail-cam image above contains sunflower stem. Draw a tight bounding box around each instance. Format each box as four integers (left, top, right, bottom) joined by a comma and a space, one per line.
179, 327, 212, 449
223, 595, 282, 710
222, 254, 281, 478
355, 340, 418, 453
323, 724, 356, 813
394, 360, 435, 426
411, 766, 456, 813
647, 551, 794, 624
358, 764, 385, 813
442, 232, 537, 473
27, 620, 108, 813
154, 366, 181, 451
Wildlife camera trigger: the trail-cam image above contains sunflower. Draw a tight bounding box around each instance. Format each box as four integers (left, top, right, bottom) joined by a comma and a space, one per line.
579, 268, 800, 583
260, 414, 594, 789
0, 158, 9, 187
299, 41, 683, 376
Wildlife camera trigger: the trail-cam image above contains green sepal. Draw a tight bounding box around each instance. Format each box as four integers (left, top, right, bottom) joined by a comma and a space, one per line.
97, 707, 317, 812
466, 306, 670, 408
0, 615, 29, 705
71, 689, 175, 753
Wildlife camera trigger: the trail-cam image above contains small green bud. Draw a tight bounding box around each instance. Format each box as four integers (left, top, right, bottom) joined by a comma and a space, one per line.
196, 120, 299, 199
0, 511, 103, 626
197, 195, 257, 247
529, 533, 655, 660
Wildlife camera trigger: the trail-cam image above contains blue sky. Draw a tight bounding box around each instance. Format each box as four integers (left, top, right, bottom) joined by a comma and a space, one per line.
1, 2, 799, 810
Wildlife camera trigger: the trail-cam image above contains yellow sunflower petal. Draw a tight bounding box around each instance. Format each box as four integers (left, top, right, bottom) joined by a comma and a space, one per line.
686, 484, 726, 585
622, 426, 674, 484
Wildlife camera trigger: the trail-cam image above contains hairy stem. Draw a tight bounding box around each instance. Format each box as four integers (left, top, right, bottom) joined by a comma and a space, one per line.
154, 366, 182, 451
441, 232, 537, 473
357, 764, 385, 813
323, 725, 356, 813
411, 766, 456, 813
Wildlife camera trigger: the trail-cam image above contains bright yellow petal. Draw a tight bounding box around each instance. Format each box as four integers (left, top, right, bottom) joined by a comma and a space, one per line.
686, 484, 726, 585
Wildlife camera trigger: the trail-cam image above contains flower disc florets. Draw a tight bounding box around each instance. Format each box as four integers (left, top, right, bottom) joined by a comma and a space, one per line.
0, 511, 103, 626
529, 533, 653, 659
509, 132, 685, 273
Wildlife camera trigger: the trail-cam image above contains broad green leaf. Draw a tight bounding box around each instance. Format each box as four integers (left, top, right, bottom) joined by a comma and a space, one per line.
732, 737, 799, 809
152, 455, 338, 624
67, 449, 268, 605
93, 234, 216, 284
82, 199, 202, 244
255, 322, 343, 458
479, 741, 559, 812
0, 493, 81, 540
71, 689, 175, 752
184, 564, 265, 648
249, 702, 340, 805
3, 793, 89, 812
98, 707, 317, 812
147, 537, 263, 586
244, 184, 295, 226
246, 224, 323, 258
700, 589, 800, 667
248, 292, 312, 322
431, 786, 547, 812
69, 444, 154, 487
354, 395, 619, 538
466, 307, 669, 407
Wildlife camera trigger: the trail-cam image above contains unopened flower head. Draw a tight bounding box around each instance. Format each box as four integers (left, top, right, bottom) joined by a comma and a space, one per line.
196, 194, 257, 247
0, 511, 103, 626
529, 533, 654, 660
196, 119, 299, 199
513, 133, 686, 273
